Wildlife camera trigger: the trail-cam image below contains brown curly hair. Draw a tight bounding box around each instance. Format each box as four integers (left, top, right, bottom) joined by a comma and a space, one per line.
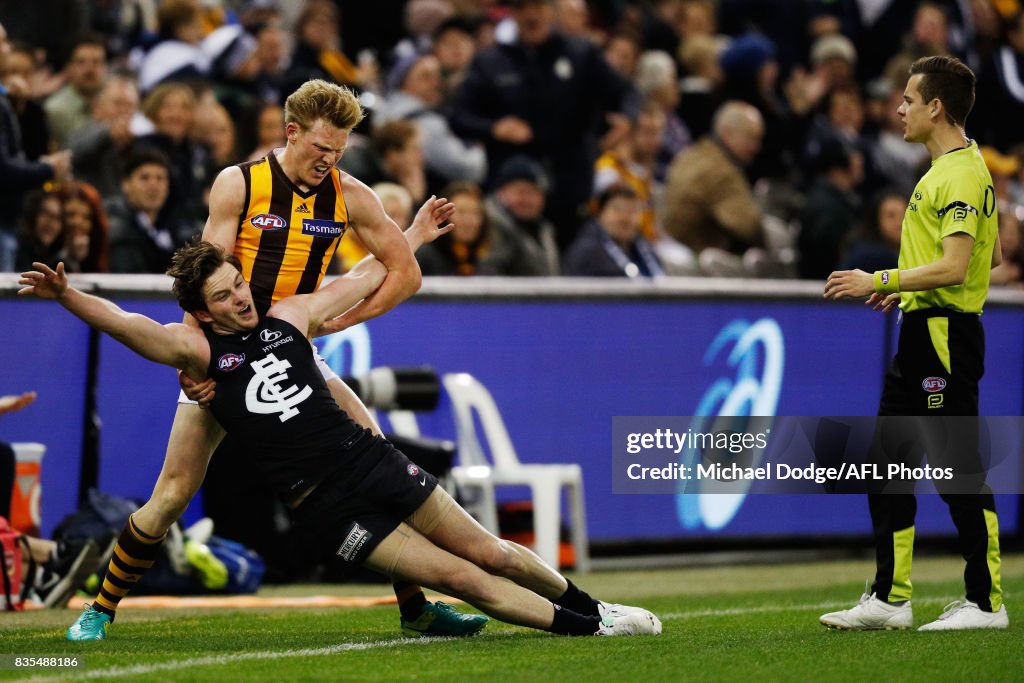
167, 239, 242, 314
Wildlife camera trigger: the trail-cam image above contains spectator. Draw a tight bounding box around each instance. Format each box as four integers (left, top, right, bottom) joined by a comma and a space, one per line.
662, 101, 765, 260
449, 0, 631, 248
798, 140, 863, 280
677, 33, 724, 140
864, 81, 929, 197
554, 0, 590, 39
838, 188, 905, 273
641, 0, 683, 57
14, 190, 64, 271
58, 181, 110, 273
418, 180, 549, 276
249, 18, 289, 103
245, 102, 285, 161
106, 147, 181, 273
399, 0, 455, 57
0, 21, 70, 272
1, 43, 50, 161
603, 30, 643, 81
804, 85, 867, 177
135, 82, 214, 235
486, 155, 561, 275
201, 17, 287, 107
976, 11, 1024, 150
903, 1, 953, 62
194, 96, 238, 167
137, 0, 209, 93
564, 184, 663, 278
43, 35, 108, 147
375, 52, 487, 185
981, 145, 1019, 204
678, 0, 718, 43
809, 33, 858, 92
594, 103, 665, 244
284, 0, 377, 94
719, 32, 824, 182
432, 17, 478, 97
634, 50, 691, 180
990, 204, 1024, 288
69, 75, 141, 199
367, 119, 433, 204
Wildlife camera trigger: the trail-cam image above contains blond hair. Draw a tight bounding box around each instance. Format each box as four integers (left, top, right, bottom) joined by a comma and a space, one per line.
284, 79, 365, 131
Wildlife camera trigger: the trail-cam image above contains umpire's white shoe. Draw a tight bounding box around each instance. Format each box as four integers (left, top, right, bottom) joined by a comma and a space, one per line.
596, 610, 663, 636
820, 592, 913, 630
918, 600, 1008, 631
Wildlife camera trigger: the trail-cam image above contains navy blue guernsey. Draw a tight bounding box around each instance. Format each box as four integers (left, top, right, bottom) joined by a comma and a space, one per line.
203, 316, 373, 501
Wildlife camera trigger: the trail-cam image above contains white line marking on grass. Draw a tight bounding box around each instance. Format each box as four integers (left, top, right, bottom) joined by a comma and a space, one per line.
660, 596, 955, 620
26, 636, 446, 682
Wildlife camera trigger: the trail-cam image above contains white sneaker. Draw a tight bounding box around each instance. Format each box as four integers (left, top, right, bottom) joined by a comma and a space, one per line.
597, 601, 647, 620
918, 600, 1009, 631
819, 592, 913, 630
596, 610, 663, 636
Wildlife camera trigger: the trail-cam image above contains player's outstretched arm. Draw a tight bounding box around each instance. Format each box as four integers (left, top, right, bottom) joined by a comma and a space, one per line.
296, 197, 455, 337
18, 262, 208, 372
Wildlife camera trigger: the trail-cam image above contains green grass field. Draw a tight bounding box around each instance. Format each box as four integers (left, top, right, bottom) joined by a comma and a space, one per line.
1, 554, 1018, 682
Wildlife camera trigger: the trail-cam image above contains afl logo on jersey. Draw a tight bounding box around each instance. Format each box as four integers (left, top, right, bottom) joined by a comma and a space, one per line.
218, 353, 246, 371
250, 213, 287, 231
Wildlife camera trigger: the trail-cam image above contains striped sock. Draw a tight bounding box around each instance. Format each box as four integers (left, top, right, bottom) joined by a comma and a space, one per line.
92, 515, 166, 621
394, 581, 428, 621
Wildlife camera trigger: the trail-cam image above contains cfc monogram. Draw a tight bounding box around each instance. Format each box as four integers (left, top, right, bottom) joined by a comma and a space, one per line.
244, 354, 313, 422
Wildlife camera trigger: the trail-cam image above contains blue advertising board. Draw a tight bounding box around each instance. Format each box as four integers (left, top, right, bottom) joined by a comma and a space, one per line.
0, 300, 91, 537
2, 289, 1020, 540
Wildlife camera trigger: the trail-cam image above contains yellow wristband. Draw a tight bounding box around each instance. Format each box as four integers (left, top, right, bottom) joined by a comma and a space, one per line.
873, 269, 899, 294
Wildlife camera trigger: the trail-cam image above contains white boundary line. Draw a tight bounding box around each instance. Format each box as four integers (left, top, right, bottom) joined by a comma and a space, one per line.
25, 597, 961, 681
660, 596, 953, 620
25, 637, 444, 682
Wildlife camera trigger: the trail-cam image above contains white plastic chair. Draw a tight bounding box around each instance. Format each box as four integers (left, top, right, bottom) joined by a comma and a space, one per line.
441, 373, 590, 572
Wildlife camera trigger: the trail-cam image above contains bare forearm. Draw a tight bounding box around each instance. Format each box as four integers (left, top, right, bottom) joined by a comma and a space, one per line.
59, 287, 136, 337
59, 288, 188, 367
330, 265, 420, 328
896, 260, 966, 291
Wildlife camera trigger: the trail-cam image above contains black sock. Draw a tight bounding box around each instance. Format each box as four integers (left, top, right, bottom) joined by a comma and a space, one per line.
394, 582, 428, 621
554, 579, 599, 617
546, 604, 602, 636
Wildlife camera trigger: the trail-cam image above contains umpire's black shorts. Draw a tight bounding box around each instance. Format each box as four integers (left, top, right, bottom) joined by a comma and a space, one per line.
879, 308, 984, 417
292, 438, 439, 569
872, 308, 987, 494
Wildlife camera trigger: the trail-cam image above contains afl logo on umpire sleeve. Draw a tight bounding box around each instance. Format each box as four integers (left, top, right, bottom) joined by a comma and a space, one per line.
250, 213, 287, 230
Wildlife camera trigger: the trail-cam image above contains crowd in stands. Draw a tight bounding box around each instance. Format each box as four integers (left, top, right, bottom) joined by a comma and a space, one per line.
1, 0, 1024, 285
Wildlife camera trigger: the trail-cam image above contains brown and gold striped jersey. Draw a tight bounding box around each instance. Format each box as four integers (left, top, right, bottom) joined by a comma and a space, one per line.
234, 152, 349, 315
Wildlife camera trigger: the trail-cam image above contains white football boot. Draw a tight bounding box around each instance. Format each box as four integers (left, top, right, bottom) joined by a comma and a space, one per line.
918, 600, 1008, 631
820, 592, 913, 630
596, 609, 663, 636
